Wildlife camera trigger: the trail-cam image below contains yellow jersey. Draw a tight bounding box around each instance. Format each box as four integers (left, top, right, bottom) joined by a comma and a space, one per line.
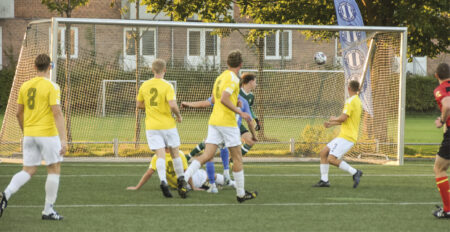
17, 77, 61, 137
137, 78, 176, 130
208, 70, 240, 127
149, 151, 187, 188
338, 95, 362, 143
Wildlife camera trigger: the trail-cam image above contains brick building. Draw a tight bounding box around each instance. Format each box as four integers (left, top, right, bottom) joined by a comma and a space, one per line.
0, 0, 447, 74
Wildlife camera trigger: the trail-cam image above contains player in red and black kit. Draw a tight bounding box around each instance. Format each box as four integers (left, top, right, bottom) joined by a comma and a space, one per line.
432, 63, 450, 219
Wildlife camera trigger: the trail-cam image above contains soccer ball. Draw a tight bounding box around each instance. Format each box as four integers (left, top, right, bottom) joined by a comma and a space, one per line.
314, 52, 327, 65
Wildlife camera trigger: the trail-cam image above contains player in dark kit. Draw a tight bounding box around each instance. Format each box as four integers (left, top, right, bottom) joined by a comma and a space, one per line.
432, 63, 450, 219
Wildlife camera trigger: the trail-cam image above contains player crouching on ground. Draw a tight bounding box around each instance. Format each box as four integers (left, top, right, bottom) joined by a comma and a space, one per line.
0, 54, 67, 220
127, 148, 232, 192
431, 63, 450, 219
313, 80, 363, 188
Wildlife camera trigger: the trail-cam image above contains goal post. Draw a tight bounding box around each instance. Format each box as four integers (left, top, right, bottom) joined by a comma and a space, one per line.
0, 18, 407, 164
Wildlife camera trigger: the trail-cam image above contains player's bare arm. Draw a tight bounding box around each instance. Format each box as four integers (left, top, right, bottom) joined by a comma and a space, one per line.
436, 96, 450, 128
221, 91, 251, 122
168, 100, 182, 123
16, 104, 24, 132
181, 100, 211, 109
136, 100, 145, 109
247, 120, 258, 142
127, 168, 155, 190
324, 113, 348, 128
51, 105, 67, 156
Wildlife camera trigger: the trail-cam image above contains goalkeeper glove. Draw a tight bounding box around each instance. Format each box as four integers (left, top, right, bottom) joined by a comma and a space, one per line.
255, 118, 261, 131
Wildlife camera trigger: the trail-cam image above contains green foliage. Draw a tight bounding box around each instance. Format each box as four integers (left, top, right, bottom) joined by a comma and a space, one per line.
41, 0, 89, 16
0, 66, 15, 113
296, 124, 338, 156
141, 0, 449, 58
405, 74, 439, 113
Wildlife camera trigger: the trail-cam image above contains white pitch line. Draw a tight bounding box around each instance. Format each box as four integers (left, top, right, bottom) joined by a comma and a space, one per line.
0, 174, 435, 178
8, 202, 441, 208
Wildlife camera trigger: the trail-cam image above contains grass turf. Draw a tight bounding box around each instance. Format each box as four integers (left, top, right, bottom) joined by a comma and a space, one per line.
0, 161, 448, 231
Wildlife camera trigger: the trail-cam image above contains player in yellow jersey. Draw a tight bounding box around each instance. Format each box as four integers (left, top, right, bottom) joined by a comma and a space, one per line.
136, 59, 187, 199
126, 149, 230, 191
183, 50, 258, 203
313, 80, 363, 188
0, 54, 67, 220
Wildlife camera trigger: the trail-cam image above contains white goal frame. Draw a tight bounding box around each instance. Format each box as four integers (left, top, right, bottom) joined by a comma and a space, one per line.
34, 17, 406, 164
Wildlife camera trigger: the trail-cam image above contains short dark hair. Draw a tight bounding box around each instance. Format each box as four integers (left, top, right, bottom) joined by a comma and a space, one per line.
436, 63, 449, 80
35, 54, 51, 72
241, 73, 256, 84
349, 80, 360, 92
227, 50, 243, 68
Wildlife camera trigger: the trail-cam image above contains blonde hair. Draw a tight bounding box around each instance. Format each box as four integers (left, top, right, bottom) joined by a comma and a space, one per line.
152, 59, 166, 75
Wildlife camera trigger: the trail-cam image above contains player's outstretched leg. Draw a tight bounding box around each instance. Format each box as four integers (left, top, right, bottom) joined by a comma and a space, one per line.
205, 161, 218, 193
0, 192, 7, 218
352, 170, 363, 188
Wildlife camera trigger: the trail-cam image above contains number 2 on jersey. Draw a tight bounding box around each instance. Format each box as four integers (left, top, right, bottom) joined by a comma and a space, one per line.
149, 88, 158, 106
27, 88, 37, 110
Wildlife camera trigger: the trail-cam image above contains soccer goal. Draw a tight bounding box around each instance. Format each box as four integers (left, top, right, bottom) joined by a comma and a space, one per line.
0, 18, 407, 164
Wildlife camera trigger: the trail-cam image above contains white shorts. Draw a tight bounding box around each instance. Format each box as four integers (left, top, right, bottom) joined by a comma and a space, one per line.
190, 169, 208, 189
23, 136, 63, 166
205, 125, 241, 148
146, 128, 180, 150
327, 137, 354, 159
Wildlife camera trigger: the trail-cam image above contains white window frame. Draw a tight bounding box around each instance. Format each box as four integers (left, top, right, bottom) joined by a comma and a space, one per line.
59, 27, 79, 59
123, 28, 157, 70
186, 28, 221, 68
264, 30, 292, 60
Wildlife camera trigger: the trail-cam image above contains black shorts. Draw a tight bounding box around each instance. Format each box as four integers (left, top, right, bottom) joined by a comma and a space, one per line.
239, 124, 249, 136
438, 130, 450, 159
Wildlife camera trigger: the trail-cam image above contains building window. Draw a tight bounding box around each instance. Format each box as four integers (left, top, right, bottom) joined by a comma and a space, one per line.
123, 28, 156, 70
187, 29, 220, 68
57, 27, 78, 59
265, 30, 292, 60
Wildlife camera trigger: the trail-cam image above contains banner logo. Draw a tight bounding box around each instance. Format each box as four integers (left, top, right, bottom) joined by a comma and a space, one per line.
338, 2, 356, 22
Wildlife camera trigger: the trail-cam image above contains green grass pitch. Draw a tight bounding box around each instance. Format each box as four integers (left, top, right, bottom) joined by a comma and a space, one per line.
0, 161, 449, 231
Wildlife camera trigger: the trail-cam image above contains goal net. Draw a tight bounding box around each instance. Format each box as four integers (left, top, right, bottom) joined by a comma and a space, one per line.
0, 18, 406, 164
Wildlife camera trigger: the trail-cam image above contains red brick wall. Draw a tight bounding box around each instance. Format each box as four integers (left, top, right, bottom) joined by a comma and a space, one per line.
15, 0, 121, 19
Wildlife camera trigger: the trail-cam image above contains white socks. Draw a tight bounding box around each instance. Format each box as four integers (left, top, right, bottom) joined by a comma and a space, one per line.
320, 164, 329, 182
215, 174, 225, 185
233, 170, 245, 197
223, 169, 230, 180
172, 157, 184, 178
156, 158, 167, 183
4, 170, 31, 200
184, 159, 201, 182
339, 161, 357, 175
43, 174, 60, 215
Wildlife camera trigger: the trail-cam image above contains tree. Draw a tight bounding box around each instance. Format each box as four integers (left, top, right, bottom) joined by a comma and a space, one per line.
41, 0, 90, 147
143, 0, 449, 58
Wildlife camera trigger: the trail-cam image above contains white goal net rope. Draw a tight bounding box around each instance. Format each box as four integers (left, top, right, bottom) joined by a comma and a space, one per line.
0, 19, 404, 164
